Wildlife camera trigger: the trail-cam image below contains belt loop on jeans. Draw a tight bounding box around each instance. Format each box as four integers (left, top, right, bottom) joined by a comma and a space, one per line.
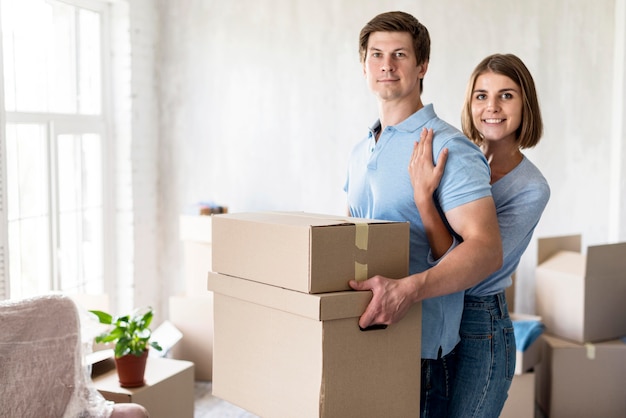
496, 291, 506, 319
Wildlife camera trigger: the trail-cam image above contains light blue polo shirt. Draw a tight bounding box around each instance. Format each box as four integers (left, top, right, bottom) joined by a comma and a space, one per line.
344, 104, 492, 359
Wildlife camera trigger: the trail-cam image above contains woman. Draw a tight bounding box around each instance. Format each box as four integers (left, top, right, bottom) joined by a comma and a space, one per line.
409, 53, 550, 417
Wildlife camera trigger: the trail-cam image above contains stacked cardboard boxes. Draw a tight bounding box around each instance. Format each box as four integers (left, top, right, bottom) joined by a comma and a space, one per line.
534, 235, 626, 418
208, 211, 422, 418
535, 335, 626, 418
168, 215, 215, 380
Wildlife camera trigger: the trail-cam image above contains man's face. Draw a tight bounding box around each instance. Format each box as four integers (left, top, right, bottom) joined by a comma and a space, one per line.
363, 31, 427, 103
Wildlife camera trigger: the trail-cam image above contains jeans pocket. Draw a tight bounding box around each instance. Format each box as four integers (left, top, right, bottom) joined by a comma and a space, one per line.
504, 326, 516, 381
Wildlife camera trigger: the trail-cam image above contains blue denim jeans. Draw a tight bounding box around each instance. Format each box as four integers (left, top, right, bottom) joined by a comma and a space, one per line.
420, 345, 457, 418
448, 291, 516, 418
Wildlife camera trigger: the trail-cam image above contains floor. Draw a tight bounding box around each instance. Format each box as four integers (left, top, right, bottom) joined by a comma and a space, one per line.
193, 381, 259, 418
193, 381, 545, 418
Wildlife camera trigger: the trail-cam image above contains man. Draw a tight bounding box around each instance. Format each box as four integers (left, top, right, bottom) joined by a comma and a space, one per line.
345, 11, 502, 417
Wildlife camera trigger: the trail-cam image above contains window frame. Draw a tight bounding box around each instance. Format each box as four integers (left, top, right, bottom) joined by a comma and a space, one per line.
0, 0, 116, 300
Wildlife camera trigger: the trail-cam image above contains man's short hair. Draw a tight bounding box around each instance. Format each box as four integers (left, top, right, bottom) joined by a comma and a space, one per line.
359, 11, 430, 66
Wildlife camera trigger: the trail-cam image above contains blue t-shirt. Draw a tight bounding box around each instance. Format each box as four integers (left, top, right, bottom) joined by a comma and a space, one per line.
344, 104, 492, 359
468, 156, 550, 295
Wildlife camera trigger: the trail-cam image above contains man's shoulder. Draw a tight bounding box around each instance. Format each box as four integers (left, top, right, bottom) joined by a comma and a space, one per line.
427, 119, 480, 155
422, 115, 461, 136
418, 111, 468, 144
431, 121, 465, 142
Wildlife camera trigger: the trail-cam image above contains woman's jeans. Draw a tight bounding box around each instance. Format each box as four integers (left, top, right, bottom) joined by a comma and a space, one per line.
448, 291, 516, 418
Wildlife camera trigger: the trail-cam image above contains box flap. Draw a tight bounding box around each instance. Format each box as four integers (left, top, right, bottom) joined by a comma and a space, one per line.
586, 242, 626, 277
543, 333, 626, 351
317, 290, 373, 321
213, 210, 403, 228
207, 272, 372, 321
542, 333, 581, 349
537, 235, 581, 265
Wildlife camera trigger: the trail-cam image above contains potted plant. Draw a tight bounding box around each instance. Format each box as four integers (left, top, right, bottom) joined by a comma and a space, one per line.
89, 306, 163, 388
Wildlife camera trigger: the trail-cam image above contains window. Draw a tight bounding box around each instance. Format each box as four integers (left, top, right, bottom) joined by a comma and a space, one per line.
1, 0, 111, 299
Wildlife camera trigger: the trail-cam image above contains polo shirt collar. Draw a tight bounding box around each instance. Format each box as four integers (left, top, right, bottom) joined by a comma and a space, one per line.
368, 103, 436, 136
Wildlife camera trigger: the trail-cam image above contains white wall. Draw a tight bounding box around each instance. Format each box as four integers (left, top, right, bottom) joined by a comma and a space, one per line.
131, 0, 626, 318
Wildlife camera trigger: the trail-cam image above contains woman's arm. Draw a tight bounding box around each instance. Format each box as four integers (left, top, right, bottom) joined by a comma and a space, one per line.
408, 128, 453, 260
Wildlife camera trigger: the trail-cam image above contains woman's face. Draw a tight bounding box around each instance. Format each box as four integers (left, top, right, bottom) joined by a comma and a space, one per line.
471, 71, 523, 144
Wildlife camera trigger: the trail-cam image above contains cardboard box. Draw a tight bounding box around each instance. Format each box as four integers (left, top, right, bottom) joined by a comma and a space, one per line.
208, 272, 422, 418
93, 357, 195, 418
182, 241, 213, 296
176, 215, 215, 380
180, 215, 213, 295
535, 334, 626, 418
500, 372, 535, 418
179, 214, 213, 242
169, 295, 214, 381
211, 211, 410, 293
535, 235, 626, 343
511, 313, 543, 375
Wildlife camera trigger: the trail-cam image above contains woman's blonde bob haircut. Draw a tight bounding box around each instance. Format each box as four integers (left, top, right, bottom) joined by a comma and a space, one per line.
461, 53, 543, 149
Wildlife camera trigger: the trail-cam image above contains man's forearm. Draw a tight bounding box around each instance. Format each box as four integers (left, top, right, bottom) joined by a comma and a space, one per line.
407, 237, 502, 303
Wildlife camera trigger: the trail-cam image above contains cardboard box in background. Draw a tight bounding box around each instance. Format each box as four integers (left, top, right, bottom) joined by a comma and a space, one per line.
500, 372, 535, 418
535, 235, 626, 343
169, 295, 213, 381
535, 334, 626, 418
93, 357, 195, 418
170, 215, 215, 380
208, 272, 422, 418
511, 312, 543, 375
179, 214, 214, 296
211, 211, 410, 293
179, 214, 213, 241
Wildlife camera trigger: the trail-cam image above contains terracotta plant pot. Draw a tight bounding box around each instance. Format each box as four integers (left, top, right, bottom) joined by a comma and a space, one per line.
115, 349, 149, 388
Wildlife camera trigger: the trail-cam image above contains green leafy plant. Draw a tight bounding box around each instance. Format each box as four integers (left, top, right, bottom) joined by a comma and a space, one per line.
89, 307, 163, 358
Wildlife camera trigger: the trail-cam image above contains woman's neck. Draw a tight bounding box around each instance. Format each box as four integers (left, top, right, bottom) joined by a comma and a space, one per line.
482, 140, 523, 183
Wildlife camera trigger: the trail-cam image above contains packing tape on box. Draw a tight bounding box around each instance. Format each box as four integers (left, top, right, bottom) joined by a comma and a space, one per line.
585, 343, 596, 360
283, 212, 371, 281
354, 221, 369, 250
355, 261, 368, 281
354, 221, 369, 281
